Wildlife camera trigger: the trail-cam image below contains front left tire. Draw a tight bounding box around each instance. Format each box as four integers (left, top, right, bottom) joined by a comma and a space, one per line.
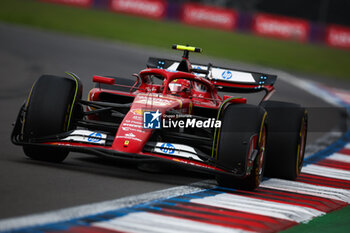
22, 74, 82, 162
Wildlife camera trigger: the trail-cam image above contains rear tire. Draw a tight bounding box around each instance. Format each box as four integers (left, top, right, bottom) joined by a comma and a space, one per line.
215, 104, 267, 190
23, 74, 82, 163
261, 101, 307, 180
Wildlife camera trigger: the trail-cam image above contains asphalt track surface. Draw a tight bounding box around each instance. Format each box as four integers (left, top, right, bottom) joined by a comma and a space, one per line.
0, 23, 348, 220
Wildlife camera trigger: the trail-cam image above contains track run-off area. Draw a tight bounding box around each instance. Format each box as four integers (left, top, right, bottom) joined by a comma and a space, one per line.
1, 23, 350, 232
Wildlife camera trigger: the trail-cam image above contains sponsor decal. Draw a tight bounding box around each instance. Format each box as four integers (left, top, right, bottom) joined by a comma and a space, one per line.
211, 67, 255, 83
253, 13, 310, 42
124, 123, 143, 128
192, 66, 203, 76
145, 86, 159, 92
122, 127, 145, 133
40, 0, 92, 7
116, 135, 142, 142
221, 70, 232, 80
131, 109, 146, 115
143, 110, 161, 129
132, 115, 143, 121
159, 143, 175, 154
181, 3, 237, 30
131, 120, 142, 125
110, 0, 167, 19
88, 132, 102, 142
135, 96, 175, 106
125, 133, 136, 138
154, 142, 203, 161
326, 25, 350, 49
62, 130, 106, 145
125, 119, 143, 125
167, 62, 255, 83
193, 93, 205, 98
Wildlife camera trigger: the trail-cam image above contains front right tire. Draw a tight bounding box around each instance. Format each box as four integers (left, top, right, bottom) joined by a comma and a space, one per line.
215, 104, 267, 190
261, 100, 308, 180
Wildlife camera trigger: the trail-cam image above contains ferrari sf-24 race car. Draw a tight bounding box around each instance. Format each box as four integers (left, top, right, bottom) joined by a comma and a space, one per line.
12, 45, 307, 190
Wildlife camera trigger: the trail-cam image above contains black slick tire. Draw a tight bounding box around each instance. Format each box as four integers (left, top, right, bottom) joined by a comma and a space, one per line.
261, 100, 308, 180
215, 104, 267, 190
22, 74, 82, 162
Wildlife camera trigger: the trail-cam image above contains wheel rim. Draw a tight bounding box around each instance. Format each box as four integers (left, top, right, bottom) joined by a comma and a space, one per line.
297, 116, 307, 175
257, 125, 267, 180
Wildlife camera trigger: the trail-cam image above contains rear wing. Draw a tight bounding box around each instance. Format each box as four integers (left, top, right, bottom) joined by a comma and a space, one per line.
147, 57, 277, 93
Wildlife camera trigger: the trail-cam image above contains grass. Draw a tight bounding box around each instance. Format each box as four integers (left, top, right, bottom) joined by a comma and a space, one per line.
1, 0, 350, 79
282, 206, 350, 233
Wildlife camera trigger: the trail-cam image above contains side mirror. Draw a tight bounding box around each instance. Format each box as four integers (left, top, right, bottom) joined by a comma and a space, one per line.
223, 95, 234, 101
223, 95, 247, 103
93, 76, 115, 85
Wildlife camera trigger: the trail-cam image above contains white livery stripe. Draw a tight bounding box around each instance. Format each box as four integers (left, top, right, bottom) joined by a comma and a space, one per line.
210, 68, 256, 83
302, 164, 350, 181
261, 178, 350, 203
345, 143, 350, 149
62, 130, 107, 145
327, 153, 350, 163
191, 193, 322, 222
93, 212, 251, 233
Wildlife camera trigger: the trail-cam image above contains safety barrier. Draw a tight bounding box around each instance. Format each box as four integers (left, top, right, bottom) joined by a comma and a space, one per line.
39, 0, 350, 50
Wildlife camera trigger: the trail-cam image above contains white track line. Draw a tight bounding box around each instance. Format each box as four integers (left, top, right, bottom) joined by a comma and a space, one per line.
94, 212, 251, 233
327, 153, 350, 163
331, 90, 350, 104
191, 193, 322, 223
302, 164, 350, 181
277, 72, 344, 107
261, 178, 350, 203
278, 71, 343, 107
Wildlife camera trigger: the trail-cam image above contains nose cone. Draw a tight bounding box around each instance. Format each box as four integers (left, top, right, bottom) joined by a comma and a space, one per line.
112, 93, 192, 154
112, 110, 152, 154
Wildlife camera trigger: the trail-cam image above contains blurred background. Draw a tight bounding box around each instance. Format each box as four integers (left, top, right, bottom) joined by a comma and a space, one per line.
1, 0, 350, 80
189, 0, 350, 26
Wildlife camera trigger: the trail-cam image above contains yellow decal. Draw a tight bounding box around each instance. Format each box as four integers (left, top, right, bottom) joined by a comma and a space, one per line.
173, 45, 202, 53
132, 109, 145, 115
188, 102, 193, 114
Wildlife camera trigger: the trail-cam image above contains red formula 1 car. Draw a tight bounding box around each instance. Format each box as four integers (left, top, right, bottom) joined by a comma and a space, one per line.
12, 45, 307, 190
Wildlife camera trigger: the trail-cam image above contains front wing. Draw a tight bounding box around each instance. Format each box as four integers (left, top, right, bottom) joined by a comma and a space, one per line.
11, 109, 238, 178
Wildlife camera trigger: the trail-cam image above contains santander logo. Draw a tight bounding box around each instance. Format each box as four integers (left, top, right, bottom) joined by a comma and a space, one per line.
184, 8, 232, 25
253, 14, 309, 42
181, 3, 236, 30
41, 0, 92, 7
111, 0, 166, 19
326, 26, 350, 48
